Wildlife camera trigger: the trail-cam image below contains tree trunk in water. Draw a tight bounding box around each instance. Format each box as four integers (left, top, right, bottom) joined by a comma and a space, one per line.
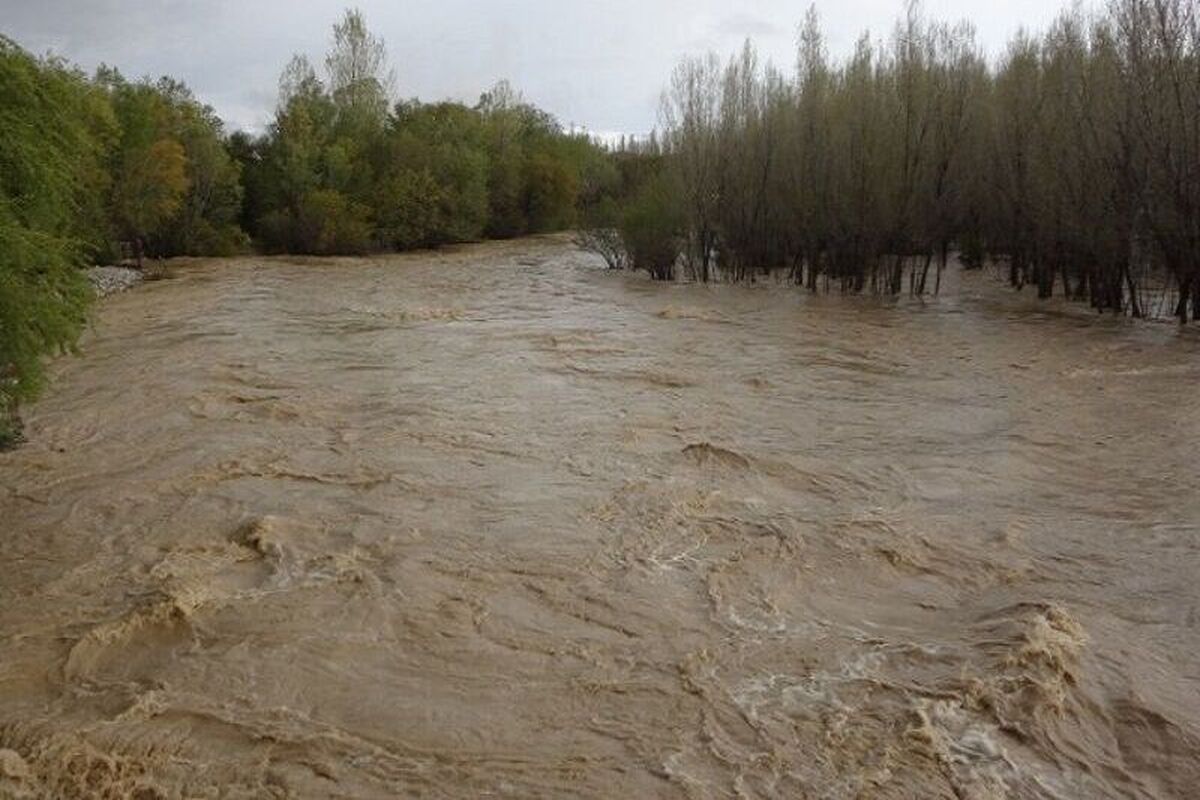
1124, 266, 1142, 319
935, 246, 948, 296
916, 252, 933, 296
1180, 277, 1200, 323
1036, 260, 1052, 299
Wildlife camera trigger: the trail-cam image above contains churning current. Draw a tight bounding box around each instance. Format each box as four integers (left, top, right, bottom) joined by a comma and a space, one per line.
1, 236, 1198, 799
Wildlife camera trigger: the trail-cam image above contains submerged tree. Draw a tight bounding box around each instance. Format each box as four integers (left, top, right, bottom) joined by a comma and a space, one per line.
607, 0, 1199, 320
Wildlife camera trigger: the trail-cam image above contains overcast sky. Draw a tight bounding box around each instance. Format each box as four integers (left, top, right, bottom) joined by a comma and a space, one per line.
2, 0, 1079, 136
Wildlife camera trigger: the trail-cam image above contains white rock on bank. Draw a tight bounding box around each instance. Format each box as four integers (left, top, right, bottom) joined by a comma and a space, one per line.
87, 266, 143, 298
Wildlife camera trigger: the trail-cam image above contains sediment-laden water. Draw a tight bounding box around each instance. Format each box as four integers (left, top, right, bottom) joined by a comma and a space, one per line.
1, 236, 1198, 799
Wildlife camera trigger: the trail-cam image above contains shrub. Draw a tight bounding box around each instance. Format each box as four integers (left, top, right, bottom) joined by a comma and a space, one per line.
256, 208, 295, 254
620, 173, 683, 280
524, 151, 578, 232
575, 197, 629, 270
297, 189, 373, 255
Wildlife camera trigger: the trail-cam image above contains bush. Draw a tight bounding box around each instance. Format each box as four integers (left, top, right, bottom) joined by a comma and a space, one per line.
620, 172, 683, 280
256, 208, 295, 254
575, 197, 629, 270
575, 227, 629, 271
373, 168, 440, 250
256, 191, 372, 256
190, 221, 250, 257
524, 150, 578, 232
297, 189, 373, 255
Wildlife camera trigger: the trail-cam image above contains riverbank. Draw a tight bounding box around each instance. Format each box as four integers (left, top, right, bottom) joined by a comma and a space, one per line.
86, 265, 143, 298
1, 266, 145, 450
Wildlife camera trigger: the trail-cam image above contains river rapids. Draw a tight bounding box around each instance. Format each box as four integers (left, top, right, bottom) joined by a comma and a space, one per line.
1, 237, 1198, 798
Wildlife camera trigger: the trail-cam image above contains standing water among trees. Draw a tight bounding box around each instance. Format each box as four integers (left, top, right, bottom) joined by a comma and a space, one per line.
585, 0, 1200, 324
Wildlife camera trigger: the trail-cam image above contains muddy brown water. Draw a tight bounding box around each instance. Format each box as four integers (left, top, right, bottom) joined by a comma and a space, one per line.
1, 236, 1198, 799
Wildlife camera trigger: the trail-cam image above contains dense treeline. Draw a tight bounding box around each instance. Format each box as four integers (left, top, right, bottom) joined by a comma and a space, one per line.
0, 37, 242, 443
589, 0, 1200, 322
232, 10, 608, 255
0, 10, 603, 441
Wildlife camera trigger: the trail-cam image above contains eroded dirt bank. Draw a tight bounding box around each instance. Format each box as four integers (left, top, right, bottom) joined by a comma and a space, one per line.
1, 237, 1198, 799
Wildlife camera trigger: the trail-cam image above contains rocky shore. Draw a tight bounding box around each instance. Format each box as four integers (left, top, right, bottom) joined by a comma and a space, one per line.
87, 266, 143, 298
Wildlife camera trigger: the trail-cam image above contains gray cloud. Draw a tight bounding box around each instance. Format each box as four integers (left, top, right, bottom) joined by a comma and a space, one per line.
716, 11, 785, 40
0, 0, 1078, 135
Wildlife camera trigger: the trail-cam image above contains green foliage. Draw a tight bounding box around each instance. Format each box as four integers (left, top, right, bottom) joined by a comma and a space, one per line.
373, 102, 489, 249
0, 205, 92, 399
239, 17, 606, 255
258, 189, 372, 255
484, 144, 527, 239
90, 70, 248, 261
478, 82, 586, 240
524, 149, 579, 232
112, 135, 190, 250
0, 38, 96, 414
574, 141, 665, 273
620, 171, 683, 281
154, 97, 247, 256
297, 189, 373, 255
1, 37, 252, 427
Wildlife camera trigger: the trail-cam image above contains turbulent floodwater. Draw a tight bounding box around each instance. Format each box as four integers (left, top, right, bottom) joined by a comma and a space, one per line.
1, 236, 1199, 799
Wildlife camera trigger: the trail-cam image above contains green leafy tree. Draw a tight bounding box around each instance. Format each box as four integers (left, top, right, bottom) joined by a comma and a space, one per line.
152, 80, 246, 256
326, 8, 393, 129
244, 11, 609, 255
374, 101, 488, 249
106, 79, 191, 264
0, 38, 98, 442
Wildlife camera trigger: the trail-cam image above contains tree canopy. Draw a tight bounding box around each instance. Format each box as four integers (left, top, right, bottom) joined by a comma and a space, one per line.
238, 10, 603, 256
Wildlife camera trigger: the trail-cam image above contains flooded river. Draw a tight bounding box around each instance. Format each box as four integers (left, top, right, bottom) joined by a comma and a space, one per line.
2, 236, 1198, 799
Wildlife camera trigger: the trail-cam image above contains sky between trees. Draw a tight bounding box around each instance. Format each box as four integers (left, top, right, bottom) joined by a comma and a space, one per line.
1, 0, 1074, 135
